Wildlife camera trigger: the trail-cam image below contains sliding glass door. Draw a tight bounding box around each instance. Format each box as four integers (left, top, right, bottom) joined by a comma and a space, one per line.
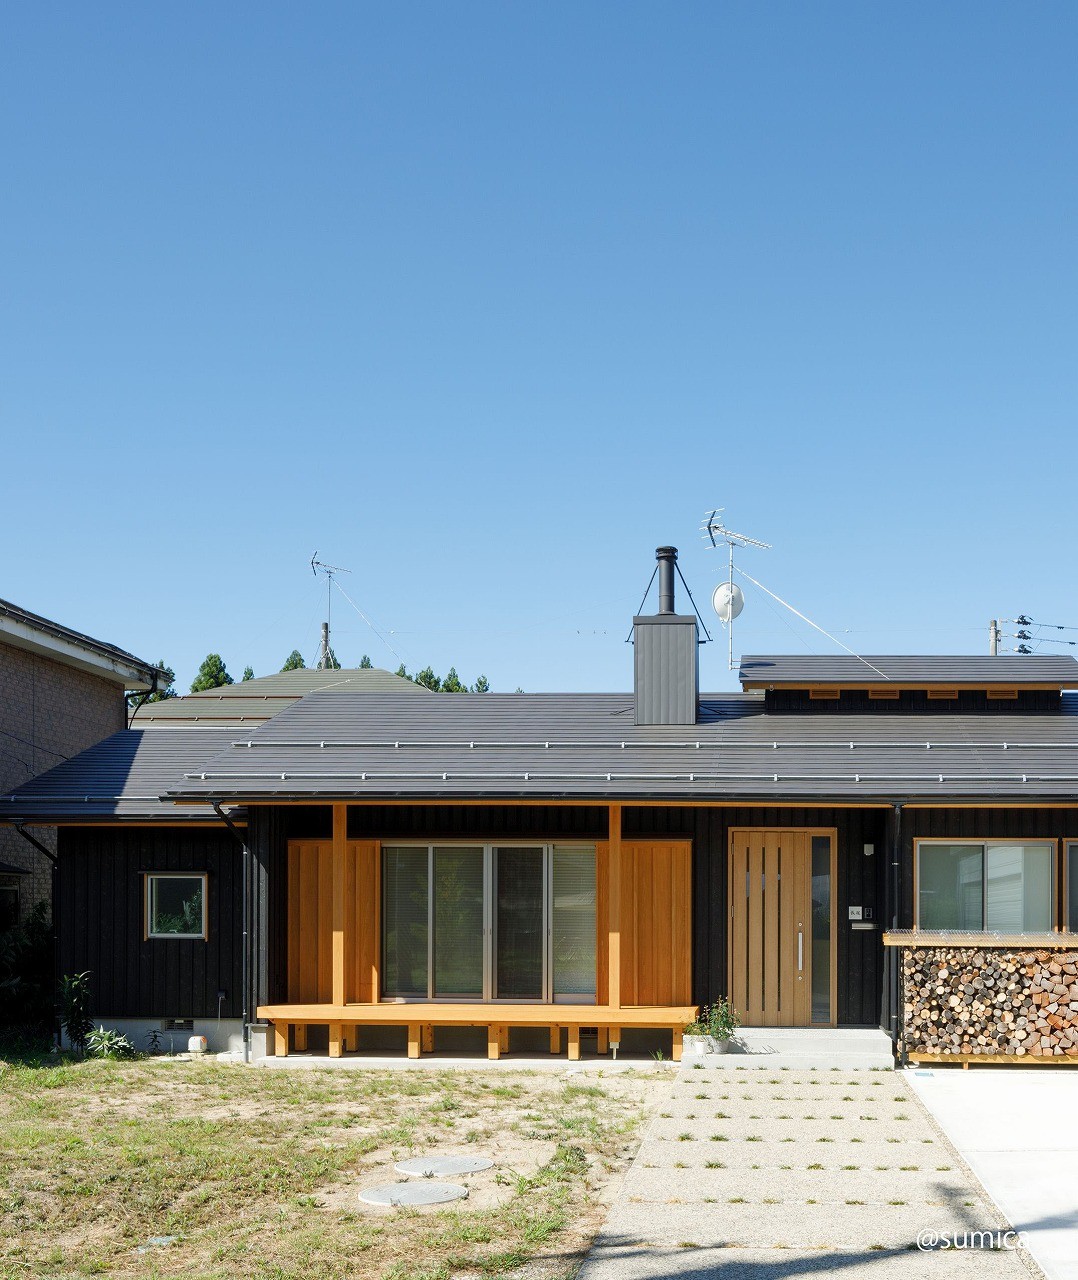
382, 843, 596, 1003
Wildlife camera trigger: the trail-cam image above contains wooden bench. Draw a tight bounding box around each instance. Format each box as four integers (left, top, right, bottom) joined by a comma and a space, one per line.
256, 1003, 697, 1062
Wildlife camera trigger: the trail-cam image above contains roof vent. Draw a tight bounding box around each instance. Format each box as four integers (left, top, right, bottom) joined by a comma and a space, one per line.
633, 547, 698, 726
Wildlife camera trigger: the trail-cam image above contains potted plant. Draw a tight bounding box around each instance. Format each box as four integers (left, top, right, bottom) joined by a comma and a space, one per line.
684, 997, 741, 1055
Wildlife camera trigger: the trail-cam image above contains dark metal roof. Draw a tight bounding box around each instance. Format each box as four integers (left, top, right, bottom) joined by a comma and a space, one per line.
0, 727, 237, 822
164, 689, 1078, 805
739, 654, 1078, 688
0, 596, 165, 689
131, 666, 425, 726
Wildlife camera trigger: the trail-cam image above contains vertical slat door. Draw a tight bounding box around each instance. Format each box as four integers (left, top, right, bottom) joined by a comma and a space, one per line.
730, 831, 813, 1027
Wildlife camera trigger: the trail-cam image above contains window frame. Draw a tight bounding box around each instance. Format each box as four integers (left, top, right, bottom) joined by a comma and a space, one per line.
144, 873, 209, 941
914, 838, 1058, 933
1065, 842, 1078, 933
380, 841, 597, 1005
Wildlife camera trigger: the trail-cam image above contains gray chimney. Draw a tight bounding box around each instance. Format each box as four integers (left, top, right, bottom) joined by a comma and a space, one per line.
633, 546, 699, 725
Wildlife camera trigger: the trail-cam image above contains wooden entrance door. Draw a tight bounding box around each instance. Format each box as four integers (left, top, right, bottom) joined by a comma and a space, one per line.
728, 830, 835, 1027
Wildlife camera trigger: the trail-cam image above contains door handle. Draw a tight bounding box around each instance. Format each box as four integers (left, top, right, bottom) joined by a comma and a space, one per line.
797, 930, 804, 974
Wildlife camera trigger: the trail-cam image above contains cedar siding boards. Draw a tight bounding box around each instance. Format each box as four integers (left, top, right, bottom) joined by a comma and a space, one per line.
58, 827, 240, 1020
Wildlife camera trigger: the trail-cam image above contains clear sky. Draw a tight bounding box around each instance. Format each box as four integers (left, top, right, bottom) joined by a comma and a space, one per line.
2, 4, 1075, 694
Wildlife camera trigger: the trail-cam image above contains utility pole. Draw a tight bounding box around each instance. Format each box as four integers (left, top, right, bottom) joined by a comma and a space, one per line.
310, 554, 351, 670
989, 619, 1000, 656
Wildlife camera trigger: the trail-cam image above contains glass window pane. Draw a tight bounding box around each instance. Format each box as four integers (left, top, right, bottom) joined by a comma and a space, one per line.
1069, 845, 1078, 933
553, 845, 596, 1000
810, 836, 831, 1023
433, 847, 485, 997
495, 847, 545, 999
918, 845, 984, 930
149, 876, 204, 936
986, 844, 1053, 932
382, 847, 429, 997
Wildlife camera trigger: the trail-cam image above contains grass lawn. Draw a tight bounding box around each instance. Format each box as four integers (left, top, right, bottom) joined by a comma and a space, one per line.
0, 1056, 661, 1280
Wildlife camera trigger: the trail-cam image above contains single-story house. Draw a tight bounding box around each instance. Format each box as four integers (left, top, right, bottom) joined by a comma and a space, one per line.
5, 548, 1078, 1065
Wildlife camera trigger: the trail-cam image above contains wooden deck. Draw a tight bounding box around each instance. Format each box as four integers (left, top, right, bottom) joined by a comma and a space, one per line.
256, 1002, 697, 1061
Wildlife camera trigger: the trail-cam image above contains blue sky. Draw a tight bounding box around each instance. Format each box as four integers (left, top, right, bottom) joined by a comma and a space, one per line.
2, 4, 1075, 693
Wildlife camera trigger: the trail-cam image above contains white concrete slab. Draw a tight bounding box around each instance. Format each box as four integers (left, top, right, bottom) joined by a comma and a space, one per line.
909, 1067, 1078, 1280
685, 1026, 896, 1070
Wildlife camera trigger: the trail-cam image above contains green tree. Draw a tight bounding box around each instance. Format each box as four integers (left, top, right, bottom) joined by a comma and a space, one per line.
393, 663, 491, 693
320, 647, 341, 670
241, 666, 255, 682
413, 666, 442, 691
472, 675, 490, 693
395, 663, 408, 679
441, 667, 467, 693
190, 654, 233, 692
359, 654, 373, 668
281, 650, 306, 671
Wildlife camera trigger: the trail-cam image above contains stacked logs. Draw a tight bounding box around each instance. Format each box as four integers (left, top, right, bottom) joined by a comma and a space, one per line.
901, 947, 1078, 1059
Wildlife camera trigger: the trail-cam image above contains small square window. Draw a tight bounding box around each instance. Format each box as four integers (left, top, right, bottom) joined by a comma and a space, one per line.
146, 875, 207, 939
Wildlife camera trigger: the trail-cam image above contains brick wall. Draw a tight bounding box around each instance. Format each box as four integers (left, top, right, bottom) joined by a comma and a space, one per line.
0, 644, 126, 916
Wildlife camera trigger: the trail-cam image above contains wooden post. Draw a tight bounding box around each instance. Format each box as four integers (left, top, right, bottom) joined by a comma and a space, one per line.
294, 1025, 308, 1051
671, 1027, 683, 1062
487, 1026, 501, 1060
274, 1023, 289, 1057
332, 804, 347, 1007
608, 803, 622, 1011
407, 1024, 421, 1059
549, 1025, 561, 1054
345, 1025, 359, 1052
499, 1025, 509, 1053
567, 1026, 580, 1061
329, 1023, 343, 1058
422, 1024, 434, 1053
597, 1027, 609, 1054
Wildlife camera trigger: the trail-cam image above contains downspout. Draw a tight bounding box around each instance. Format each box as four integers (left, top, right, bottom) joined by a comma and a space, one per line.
127, 667, 164, 728
13, 823, 59, 1049
213, 802, 251, 1064
890, 803, 904, 1064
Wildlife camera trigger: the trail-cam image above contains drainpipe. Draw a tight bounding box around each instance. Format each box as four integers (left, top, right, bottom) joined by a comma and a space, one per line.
13, 822, 59, 1048
213, 803, 251, 1064
127, 667, 167, 728
889, 803, 904, 1063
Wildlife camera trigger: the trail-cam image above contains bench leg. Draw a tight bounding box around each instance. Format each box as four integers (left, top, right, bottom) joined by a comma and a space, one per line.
567, 1026, 580, 1061
672, 1028, 683, 1062
549, 1025, 561, 1054
499, 1025, 510, 1054
487, 1025, 501, 1061
597, 1027, 609, 1054
407, 1024, 422, 1059
422, 1023, 434, 1053
274, 1023, 289, 1058
344, 1025, 359, 1052
610, 1028, 620, 1057
329, 1023, 343, 1058
294, 1024, 308, 1052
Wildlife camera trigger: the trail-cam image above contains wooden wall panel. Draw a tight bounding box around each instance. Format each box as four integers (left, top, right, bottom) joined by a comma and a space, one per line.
287, 839, 380, 1004
619, 840, 692, 1006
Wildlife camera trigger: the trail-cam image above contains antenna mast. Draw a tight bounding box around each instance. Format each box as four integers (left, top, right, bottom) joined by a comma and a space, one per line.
701, 509, 772, 670
310, 552, 351, 669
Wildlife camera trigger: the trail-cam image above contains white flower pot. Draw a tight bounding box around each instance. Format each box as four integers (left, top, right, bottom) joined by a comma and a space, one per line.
684, 1034, 733, 1056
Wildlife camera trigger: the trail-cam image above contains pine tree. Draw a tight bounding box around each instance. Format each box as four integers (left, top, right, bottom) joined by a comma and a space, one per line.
414, 666, 442, 691
472, 675, 491, 693
190, 654, 233, 692
359, 655, 373, 668
281, 650, 306, 671
441, 667, 467, 693
241, 666, 255, 682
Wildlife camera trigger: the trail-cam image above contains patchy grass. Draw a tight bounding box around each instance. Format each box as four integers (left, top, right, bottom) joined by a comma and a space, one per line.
0, 1057, 657, 1279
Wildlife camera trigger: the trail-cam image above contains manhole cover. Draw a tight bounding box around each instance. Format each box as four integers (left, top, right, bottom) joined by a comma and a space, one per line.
359, 1181, 469, 1207
395, 1156, 494, 1178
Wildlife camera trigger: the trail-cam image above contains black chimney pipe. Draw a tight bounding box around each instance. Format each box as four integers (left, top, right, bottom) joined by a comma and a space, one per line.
656, 546, 677, 614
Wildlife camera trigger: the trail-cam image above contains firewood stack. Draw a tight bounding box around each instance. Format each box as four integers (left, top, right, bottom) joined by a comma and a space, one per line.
901, 947, 1078, 1059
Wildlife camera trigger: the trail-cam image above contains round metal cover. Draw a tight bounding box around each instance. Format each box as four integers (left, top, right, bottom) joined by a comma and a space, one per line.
358, 1181, 469, 1207
395, 1155, 493, 1178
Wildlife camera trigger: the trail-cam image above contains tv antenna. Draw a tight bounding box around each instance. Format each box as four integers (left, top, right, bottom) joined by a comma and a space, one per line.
310, 553, 351, 669
701, 510, 772, 670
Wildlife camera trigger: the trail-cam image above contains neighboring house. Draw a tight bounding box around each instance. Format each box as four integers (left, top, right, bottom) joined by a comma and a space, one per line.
4, 549, 1078, 1067
0, 597, 163, 924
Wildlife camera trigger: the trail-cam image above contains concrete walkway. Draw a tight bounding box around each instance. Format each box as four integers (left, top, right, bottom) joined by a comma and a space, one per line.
578, 1058, 1041, 1279
909, 1068, 1078, 1280
691, 1027, 895, 1071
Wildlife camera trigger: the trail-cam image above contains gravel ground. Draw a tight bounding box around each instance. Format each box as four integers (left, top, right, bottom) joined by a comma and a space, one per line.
577, 1062, 1043, 1279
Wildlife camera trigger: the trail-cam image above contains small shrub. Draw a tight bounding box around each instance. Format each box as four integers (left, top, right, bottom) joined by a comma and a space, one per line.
85, 1026, 136, 1060
58, 971, 93, 1056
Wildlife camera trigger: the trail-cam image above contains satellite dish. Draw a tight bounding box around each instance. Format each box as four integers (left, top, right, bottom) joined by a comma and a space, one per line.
712, 581, 744, 623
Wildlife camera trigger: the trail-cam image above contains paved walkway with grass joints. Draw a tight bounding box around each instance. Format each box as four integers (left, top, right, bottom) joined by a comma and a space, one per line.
578, 1057, 1043, 1279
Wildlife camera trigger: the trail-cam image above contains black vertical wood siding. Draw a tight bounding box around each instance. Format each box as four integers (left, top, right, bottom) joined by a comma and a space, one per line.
58, 827, 240, 1019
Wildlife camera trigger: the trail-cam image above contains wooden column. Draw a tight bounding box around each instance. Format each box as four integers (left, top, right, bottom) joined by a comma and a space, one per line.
332, 804, 347, 1007
608, 803, 622, 1011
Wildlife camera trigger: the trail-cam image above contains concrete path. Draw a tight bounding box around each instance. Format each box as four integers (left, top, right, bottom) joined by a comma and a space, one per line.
909, 1068, 1078, 1280
693, 1027, 895, 1071
578, 1060, 1041, 1279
